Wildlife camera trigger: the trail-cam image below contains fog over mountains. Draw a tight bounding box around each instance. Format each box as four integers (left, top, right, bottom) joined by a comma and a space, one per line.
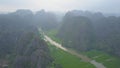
57, 10, 120, 57
0, 9, 120, 68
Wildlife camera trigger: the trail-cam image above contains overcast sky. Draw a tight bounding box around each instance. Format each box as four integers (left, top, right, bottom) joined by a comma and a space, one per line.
0, 0, 120, 13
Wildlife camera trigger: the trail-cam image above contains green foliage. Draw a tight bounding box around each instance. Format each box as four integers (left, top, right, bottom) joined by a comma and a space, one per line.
47, 43, 95, 68
0, 10, 52, 68
56, 11, 120, 57
57, 15, 95, 51
45, 29, 62, 44
84, 50, 120, 68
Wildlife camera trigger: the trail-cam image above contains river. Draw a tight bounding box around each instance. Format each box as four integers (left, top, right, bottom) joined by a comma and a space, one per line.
44, 35, 106, 68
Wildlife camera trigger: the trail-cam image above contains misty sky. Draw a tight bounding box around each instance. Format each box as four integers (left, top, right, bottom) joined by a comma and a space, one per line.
0, 0, 120, 13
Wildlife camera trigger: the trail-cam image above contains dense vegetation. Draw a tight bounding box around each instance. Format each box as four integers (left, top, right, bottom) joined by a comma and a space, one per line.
0, 10, 52, 68
58, 15, 94, 51
47, 43, 95, 68
0, 9, 120, 68
46, 29, 120, 68
57, 10, 120, 57
84, 50, 120, 68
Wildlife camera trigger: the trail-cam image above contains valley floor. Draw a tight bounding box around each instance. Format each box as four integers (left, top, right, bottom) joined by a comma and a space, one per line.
39, 29, 120, 68
44, 35, 106, 68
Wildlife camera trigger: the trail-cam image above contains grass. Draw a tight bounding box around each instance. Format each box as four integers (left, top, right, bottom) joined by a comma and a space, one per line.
45, 30, 94, 68
45, 29, 62, 44
45, 29, 120, 68
47, 43, 95, 68
84, 50, 120, 68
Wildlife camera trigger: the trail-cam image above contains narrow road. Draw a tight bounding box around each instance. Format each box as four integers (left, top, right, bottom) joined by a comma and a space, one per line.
44, 35, 106, 68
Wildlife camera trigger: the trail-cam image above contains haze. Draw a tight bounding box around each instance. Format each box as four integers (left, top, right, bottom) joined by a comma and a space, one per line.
0, 0, 120, 68
0, 0, 120, 13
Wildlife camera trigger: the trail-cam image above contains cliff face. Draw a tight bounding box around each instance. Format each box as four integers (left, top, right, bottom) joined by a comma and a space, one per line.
0, 10, 52, 68
13, 30, 52, 68
58, 13, 94, 51
57, 11, 120, 56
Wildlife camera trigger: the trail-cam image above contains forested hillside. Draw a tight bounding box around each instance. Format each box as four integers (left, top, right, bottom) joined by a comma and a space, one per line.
57, 10, 120, 57
57, 13, 94, 51
0, 0, 120, 68
0, 10, 52, 68
0, 9, 120, 68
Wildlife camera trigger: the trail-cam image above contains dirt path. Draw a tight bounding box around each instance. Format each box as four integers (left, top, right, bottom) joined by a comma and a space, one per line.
44, 35, 106, 68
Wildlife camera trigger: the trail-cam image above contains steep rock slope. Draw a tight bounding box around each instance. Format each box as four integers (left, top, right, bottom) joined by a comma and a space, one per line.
57, 12, 94, 51
0, 10, 52, 68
